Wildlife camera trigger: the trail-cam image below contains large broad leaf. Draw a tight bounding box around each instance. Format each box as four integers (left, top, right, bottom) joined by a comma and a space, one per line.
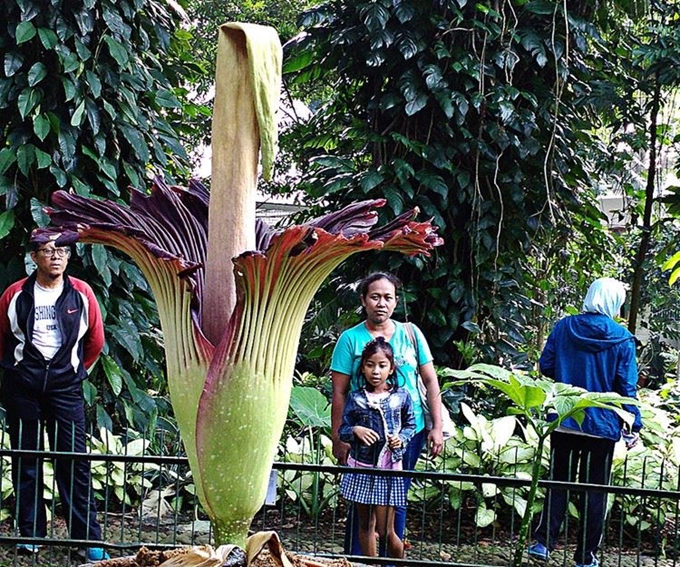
155, 89, 182, 108
662, 251, 680, 285
85, 70, 102, 98
4, 52, 23, 76
18, 88, 41, 119
491, 415, 517, 449
475, 504, 496, 528
82, 379, 97, 405
0, 210, 16, 239
103, 35, 129, 67
33, 114, 51, 141
71, 100, 86, 127
91, 244, 112, 287
35, 148, 51, 169
16, 145, 35, 176
551, 393, 578, 417
60, 52, 79, 73
62, 77, 77, 101
0, 148, 16, 175
416, 170, 449, 198
469, 363, 515, 381
405, 93, 427, 115
15, 21, 37, 44
289, 386, 331, 429
282, 48, 314, 74
109, 323, 142, 362
30, 198, 50, 226
359, 3, 390, 31
38, 27, 58, 49
568, 394, 637, 427
27, 62, 47, 86
85, 99, 101, 135
100, 354, 124, 396
49, 164, 68, 188
512, 374, 547, 408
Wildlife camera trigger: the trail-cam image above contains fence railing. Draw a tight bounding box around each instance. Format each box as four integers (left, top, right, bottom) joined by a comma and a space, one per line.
0, 427, 678, 567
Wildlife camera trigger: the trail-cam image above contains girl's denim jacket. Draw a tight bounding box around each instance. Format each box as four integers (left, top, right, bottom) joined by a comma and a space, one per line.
339, 386, 416, 466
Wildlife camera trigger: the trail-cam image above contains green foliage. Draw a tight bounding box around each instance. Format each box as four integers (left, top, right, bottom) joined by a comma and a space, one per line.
444, 364, 638, 435
189, 0, 308, 71
288, 384, 331, 430
443, 363, 639, 567
0, 0, 196, 205
89, 428, 160, 506
625, 215, 680, 388
0, 427, 161, 521
411, 386, 680, 553
659, 207, 680, 293
296, 280, 362, 376
0, 0, 208, 429
609, 388, 680, 555
75, 245, 172, 433
580, 1, 680, 334
285, 0, 618, 367
0, 429, 13, 522
410, 402, 544, 529
279, 385, 338, 519
279, 432, 338, 520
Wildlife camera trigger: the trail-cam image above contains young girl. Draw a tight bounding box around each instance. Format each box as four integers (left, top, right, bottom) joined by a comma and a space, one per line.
339, 337, 416, 559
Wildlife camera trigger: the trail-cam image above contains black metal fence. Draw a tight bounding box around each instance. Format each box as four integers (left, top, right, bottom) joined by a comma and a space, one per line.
0, 425, 678, 567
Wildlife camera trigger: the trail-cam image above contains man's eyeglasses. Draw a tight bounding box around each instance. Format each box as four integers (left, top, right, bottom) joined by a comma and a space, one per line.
37, 247, 71, 258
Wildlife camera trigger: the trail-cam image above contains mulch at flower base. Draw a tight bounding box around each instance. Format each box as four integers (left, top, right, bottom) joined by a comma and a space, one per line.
88, 547, 354, 567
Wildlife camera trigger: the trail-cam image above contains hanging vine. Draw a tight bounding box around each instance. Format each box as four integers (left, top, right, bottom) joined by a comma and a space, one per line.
283, 0, 621, 366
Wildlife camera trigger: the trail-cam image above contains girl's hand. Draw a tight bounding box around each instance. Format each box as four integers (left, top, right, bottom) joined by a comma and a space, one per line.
387, 434, 402, 449
353, 426, 379, 446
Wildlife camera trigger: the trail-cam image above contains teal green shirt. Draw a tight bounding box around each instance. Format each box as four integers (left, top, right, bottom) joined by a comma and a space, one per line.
330, 320, 432, 432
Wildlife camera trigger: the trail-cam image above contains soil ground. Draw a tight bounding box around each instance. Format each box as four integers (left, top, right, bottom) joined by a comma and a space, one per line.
0, 507, 673, 567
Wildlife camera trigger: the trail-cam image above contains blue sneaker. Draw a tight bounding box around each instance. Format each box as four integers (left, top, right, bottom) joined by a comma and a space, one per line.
86, 547, 110, 562
527, 541, 550, 561
16, 543, 40, 555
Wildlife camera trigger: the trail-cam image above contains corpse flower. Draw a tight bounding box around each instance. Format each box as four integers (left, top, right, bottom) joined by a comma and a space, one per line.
37, 23, 443, 547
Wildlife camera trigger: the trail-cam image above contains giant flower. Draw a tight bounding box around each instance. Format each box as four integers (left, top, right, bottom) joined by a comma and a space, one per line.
37, 23, 443, 546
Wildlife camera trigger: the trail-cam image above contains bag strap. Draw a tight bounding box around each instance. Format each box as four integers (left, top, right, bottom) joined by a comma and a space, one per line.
405, 322, 419, 367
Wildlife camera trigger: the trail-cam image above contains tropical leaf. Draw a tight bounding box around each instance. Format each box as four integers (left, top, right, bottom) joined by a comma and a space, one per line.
289, 386, 331, 429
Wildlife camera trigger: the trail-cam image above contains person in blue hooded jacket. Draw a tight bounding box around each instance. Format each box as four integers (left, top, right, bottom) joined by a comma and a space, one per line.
527, 277, 642, 567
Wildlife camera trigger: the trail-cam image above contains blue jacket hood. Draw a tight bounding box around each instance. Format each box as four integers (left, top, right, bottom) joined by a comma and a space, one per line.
564, 313, 632, 353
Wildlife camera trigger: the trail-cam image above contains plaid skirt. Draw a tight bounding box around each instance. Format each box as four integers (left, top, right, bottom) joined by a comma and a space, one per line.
341, 470, 407, 507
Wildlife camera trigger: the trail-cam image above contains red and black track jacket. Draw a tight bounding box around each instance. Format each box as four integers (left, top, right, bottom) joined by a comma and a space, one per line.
0, 273, 104, 393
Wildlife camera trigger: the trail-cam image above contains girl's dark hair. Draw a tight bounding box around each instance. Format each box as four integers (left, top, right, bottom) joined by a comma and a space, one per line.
359, 272, 401, 298
360, 337, 396, 389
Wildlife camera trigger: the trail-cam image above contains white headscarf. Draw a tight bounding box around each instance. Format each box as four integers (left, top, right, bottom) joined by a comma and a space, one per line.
582, 277, 627, 319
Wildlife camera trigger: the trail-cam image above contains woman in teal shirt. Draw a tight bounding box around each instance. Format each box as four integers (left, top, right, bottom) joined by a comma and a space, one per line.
330, 272, 444, 556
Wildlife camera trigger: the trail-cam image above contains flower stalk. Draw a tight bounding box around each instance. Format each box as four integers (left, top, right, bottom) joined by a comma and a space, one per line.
39, 24, 443, 546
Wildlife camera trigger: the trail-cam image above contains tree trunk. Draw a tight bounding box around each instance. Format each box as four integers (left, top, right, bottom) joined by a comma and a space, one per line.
628, 73, 661, 334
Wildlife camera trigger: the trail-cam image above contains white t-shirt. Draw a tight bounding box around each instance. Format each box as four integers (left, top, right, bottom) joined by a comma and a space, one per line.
33, 282, 63, 360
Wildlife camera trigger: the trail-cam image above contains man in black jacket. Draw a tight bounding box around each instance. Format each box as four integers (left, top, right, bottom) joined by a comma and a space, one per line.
0, 231, 109, 561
